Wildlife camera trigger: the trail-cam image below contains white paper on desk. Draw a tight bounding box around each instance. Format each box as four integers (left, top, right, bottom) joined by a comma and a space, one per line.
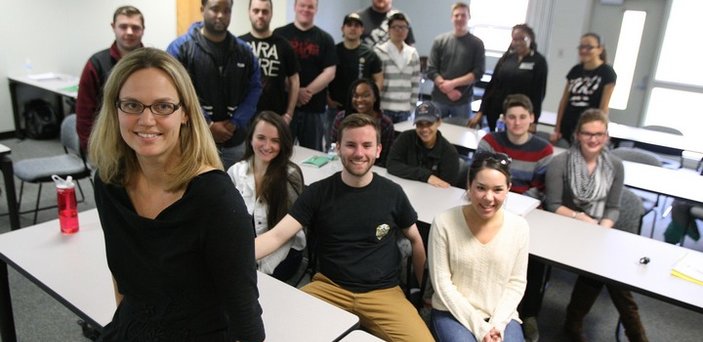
28, 72, 61, 81
671, 252, 703, 285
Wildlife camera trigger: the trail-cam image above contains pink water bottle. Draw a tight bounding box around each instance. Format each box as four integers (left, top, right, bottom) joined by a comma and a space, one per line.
52, 175, 79, 234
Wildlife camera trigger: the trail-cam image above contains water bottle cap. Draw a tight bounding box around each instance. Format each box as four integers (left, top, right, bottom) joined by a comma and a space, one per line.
52, 175, 75, 189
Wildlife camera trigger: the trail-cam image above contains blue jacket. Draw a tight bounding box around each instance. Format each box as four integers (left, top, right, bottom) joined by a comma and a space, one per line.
167, 22, 262, 146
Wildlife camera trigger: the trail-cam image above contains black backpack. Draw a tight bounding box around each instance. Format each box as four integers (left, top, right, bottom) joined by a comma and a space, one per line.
23, 99, 59, 139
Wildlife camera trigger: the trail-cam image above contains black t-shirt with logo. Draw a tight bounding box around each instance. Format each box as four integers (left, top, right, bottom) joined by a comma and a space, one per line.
290, 173, 417, 292
561, 63, 617, 141
328, 43, 383, 109
240, 33, 300, 115
273, 24, 337, 113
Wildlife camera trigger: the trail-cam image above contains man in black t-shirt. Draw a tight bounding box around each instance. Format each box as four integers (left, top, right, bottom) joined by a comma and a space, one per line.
325, 13, 383, 151
273, 0, 337, 151
255, 114, 433, 342
241, 0, 300, 121
358, 0, 415, 48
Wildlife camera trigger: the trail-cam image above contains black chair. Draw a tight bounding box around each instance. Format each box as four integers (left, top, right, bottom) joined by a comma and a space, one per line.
13, 114, 93, 225
612, 147, 663, 237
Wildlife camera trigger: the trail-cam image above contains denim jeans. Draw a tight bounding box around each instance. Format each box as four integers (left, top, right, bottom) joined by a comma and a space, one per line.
431, 309, 524, 342
432, 101, 471, 120
218, 142, 245, 170
384, 110, 412, 123
291, 109, 324, 151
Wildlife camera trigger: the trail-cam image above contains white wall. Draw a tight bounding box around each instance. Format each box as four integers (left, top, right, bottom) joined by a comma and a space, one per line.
0, 0, 177, 134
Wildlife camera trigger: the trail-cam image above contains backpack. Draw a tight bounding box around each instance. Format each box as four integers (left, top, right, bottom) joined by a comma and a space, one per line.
23, 99, 59, 139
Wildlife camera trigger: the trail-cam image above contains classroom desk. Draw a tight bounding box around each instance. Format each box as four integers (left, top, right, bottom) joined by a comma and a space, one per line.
526, 208, 703, 313
7, 73, 78, 137
0, 144, 19, 230
339, 330, 385, 342
291, 146, 540, 221
608, 122, 703, 155
623, 160, 703, 204
394, 121, 484, 154
0, 209, 360, 342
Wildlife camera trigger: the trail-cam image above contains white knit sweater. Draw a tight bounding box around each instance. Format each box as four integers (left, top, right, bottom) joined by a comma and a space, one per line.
429, 206, 529, 341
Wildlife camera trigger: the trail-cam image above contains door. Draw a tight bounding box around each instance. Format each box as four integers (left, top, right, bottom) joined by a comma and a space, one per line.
589, 0, 666, 126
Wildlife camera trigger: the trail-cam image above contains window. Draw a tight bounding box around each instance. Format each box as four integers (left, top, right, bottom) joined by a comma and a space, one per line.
469, 0, 529, 56
611, 10, 646, 110
644, 0, 703, 135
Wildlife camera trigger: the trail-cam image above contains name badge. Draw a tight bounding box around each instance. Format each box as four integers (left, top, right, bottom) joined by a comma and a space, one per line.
519, 62, 535, 70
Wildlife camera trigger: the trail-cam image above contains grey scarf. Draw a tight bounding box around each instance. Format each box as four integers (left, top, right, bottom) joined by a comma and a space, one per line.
567, 146, 614, 219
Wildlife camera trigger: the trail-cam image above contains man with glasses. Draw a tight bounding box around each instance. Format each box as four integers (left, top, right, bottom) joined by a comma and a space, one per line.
167, 0, 261, 169
358, 0, 415, 48
374, 12, 420, 123
76, 5, 144, 154
427, 2, 485, 120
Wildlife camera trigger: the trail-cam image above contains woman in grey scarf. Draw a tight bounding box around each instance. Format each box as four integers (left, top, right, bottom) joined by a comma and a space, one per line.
544, 109, 648, 342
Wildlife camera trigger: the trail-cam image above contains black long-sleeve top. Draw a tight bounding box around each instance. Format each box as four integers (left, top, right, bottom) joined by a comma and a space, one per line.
387, 129, 460, 185
94, 170, 265, 342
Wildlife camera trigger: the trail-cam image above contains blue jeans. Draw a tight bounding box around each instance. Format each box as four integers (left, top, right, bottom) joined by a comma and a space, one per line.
384, 110, 412, 123
432, 101, 471, 120
291, 109, 324, 151
431, 309, 524, 342
218, 142, 245, 170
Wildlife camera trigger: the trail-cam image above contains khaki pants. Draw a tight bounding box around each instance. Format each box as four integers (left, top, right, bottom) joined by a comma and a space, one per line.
302, 273, 434, 342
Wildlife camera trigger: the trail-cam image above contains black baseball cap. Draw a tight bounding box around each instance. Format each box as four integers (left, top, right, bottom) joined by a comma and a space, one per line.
414, 102, 441, 124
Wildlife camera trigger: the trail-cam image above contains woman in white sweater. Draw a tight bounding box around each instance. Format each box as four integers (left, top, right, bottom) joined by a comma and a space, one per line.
429, 152, 529, 342
228, 111, 305, 281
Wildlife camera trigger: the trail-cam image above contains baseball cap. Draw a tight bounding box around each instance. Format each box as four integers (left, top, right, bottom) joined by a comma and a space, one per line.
344, 13, 364, 26
414, 102, 440, 124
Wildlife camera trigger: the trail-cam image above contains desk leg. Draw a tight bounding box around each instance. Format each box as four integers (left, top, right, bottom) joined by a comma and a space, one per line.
0, 157, 19, 230
7, 81, 23, 140
0, 262, 17, 342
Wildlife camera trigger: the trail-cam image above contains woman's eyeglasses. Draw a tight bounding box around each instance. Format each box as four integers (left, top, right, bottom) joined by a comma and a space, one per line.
116, 100, 182, 116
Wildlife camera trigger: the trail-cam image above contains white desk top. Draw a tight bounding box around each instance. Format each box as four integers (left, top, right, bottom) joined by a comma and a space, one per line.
623, 160, 703, 203
609, 122, 703, 155
0, 209, 359, 341
339, 330, 385, 341
527, 209, 703, 312
394, 121, 484, 151
292, 146, 540, 222
8, 73, 78, 99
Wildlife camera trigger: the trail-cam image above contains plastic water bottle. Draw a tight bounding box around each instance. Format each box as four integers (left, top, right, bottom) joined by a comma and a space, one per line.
327, 143, 337, 161
52, 175, 79, 234
495, 114, 506, 132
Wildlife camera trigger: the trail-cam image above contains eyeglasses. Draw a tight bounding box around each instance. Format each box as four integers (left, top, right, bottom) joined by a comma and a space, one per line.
473, 152, 512, 167
577, 44, 597, 51
578, 131, 607, 139
390, 25, 409, 31
116, 100, 182, 116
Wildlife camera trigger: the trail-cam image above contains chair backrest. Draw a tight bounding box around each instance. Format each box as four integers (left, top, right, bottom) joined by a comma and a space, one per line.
60, 114, 81, 157
611, 147, 663, 167
615, 187, 645, 234
453, 157, 469, 188
643, 125, 683, 136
